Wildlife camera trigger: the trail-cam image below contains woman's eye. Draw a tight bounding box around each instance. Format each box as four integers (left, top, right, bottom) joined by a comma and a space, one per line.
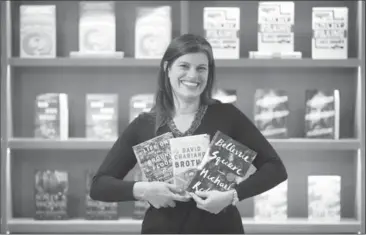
180, 64, 189, 69
198, 67, 207, 71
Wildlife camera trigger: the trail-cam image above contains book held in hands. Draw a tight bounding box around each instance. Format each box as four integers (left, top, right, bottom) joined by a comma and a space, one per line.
187, 131, 257, 192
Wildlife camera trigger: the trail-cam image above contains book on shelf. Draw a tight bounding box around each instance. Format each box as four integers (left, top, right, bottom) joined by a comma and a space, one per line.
304, 89, 340, 139
308, 175, 341, 221
135, 6, 172, 59
249, 51, 302, 59
254, 180, 288, 220
312, 7, 348, 59
212, 88, 237, 104
85, 170, 118, 220
170, 134, 210, 191
86, 94, 118, 140
129, 94, 155, 122
34, 170, 68, 220
254, 89, 289, 139
20, 5, 56, 58
34, 93, 69, 140
203, 7, 240, 59
132, 132, 174, 183
187, 131, 257, 192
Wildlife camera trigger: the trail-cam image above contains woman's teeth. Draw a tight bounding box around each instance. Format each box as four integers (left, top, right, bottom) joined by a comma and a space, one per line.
181, 81, 199, 87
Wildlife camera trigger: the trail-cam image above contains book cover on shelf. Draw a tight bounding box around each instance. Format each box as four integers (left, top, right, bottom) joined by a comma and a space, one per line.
187, 131, 257, 192
34, 93, 69, 140
85, 170, 118, 220
212, 88, 237, 104
170, 134, 210, 191
34, 170, 68, 220
203, 7, 240, 59
312, 7, 348, 59
135, 6, 172, 59
129, 94, 155, 122
132, 132, 174, 183
308, 175, 341, 221
254, 180, 288, 220
78, 1, 116, 53
86, 94, 118, 140
257, 1, 295, 53
304, 89, 340, 139
254, 89, 289, 139
20, 5, 56, 58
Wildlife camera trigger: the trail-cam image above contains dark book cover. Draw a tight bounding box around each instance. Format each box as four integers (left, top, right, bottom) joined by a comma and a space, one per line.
254, 89, 289, 139
85, 170, 118, 220
132, 132, 174, 183
34, 170, 68, 220
187, 131, 257, 192
304, 89, 340, 139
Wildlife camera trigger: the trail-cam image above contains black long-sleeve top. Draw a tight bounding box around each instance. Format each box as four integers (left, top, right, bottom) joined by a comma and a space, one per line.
90, 102, 288, 233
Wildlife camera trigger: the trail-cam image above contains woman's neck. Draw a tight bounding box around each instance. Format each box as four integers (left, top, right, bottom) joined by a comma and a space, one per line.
173, 95, 200, 115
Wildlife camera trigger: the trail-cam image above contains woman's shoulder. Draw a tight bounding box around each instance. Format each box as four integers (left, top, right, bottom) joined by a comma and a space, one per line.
208, 99, 238, 113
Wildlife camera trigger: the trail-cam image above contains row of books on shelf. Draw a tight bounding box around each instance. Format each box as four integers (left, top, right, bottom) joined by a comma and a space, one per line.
20, 1, 348, 59
34, 88, 340, 141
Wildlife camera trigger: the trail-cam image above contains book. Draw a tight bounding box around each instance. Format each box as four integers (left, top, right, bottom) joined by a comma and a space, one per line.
170, 134, 210, 190
249, 51, 302, 59
254, 89, 289, 138
187, 131, 257, 192
135, 6, 172, 59
254, 180, 288, 220
203, 7, 240, 59
34, 93, 69, 140
312, 7, 348, 59
86, 94, 118, 140
212, 88, 237, 104
34, 170, 68, 220
308, 175, 341, 221
132, 132, 174, 183
129, 94, 155, 122
304, 89, 340, 139
85, 170, 118, 220
20, 5, 56, 58
78, 1, 116, 53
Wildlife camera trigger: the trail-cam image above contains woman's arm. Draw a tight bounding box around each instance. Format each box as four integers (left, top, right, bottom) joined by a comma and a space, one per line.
229, 104, 288, 201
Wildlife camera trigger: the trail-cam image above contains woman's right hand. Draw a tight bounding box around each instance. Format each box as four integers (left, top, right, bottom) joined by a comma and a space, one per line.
140, 181, 191, 209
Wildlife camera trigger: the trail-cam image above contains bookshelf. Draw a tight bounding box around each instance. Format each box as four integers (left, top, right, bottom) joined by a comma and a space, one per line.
1, 0, 365, 234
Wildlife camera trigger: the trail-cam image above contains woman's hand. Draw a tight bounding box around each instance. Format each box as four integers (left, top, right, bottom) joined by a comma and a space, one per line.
141, 182, 191, 209
189, 190, 233, 214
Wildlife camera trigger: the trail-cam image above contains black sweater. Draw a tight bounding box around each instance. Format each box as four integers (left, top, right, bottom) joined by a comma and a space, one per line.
89, 102, 288, 233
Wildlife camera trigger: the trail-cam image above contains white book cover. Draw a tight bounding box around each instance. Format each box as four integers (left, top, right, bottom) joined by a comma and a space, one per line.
79, 1, 116, 53
129, 94, 155, 122
20, 5, 56, 58
257, 1, 294, 53
308, 175, 341, 221
203, 7, 240, 59
254, 180, 288, 220
312, 7, 348, 59
170, 134, 210, 190
135, 6, 172, 59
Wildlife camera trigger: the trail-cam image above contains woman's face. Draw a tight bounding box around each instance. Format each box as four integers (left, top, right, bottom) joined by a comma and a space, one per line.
167, 52, 209, 102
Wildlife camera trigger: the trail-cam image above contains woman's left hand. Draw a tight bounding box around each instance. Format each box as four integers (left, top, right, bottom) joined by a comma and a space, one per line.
189, 190, 233, 214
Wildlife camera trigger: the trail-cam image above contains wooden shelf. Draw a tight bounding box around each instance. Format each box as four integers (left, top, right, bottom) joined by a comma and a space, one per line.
8, 138, 361, 150
8, 57, 361, 68
7, 218, 361, 234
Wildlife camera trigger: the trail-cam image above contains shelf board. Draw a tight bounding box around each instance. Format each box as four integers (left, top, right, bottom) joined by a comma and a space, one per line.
7, 218, 361, 234
8, 57, 361, 68
8, 138, 361, 150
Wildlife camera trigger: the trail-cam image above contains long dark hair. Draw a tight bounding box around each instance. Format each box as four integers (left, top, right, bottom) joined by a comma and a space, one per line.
151, 34, 217, 133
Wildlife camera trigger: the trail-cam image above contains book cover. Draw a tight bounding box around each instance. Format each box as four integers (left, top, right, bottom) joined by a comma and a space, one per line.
170, 134, 210, 191
79, 1, 116, 53
254, 180, 288, 220
34, 93, 69, 140
187, 131, 257, 192
132, 132, 174, 183
254, 89, 289, 138
34, 170, 68, 220
86, 94, 118, 140
135, 6, 172, 59
312, 7, 348, 59
304, 89, 340, 139
85, 170, 118, 220
129, 94, 155, 122
212, 88, 237, 104
257, 1, 294, 53
20, 5, 56, 58
203, 7, 240, 59
308, 175, 341, 221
